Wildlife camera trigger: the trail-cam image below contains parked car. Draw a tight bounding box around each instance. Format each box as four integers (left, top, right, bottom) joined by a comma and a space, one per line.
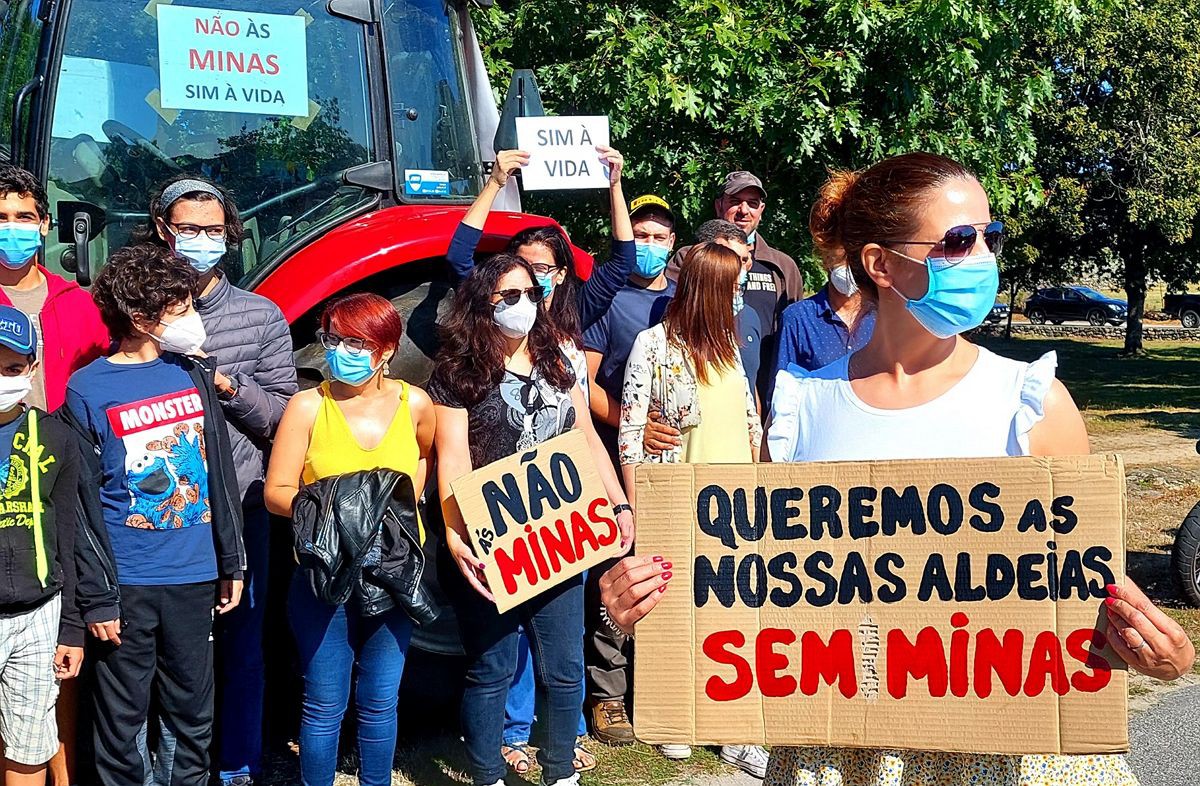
1164, 293, 1200, 328
984, 301, 1010, 324
1024, 286, 1128, 326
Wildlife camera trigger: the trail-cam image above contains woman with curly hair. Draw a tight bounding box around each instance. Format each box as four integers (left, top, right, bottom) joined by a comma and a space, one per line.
429, 253, 633, 786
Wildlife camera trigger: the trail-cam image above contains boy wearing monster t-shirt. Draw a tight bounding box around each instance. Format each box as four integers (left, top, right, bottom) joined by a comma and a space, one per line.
63, 244, 244, 786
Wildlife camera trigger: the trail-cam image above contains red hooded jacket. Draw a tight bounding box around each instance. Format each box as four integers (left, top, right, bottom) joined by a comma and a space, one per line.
0, 266, 109, 412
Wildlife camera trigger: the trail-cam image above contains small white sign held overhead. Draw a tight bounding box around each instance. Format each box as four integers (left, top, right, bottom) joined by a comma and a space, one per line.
516, 116, 611, 191
157, 5, 309, 117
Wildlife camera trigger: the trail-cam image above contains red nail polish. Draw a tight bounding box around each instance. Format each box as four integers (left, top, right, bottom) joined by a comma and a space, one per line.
1106, 584, 1119, 595
662, 562, 673, 570
662, 572, 672, 580
657, 585, 667, 593
652, 556, 664, 563
1104, 596, 1116, 606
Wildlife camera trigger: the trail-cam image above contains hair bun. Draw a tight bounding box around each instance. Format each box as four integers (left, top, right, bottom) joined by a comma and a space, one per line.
808, 168, 860, 264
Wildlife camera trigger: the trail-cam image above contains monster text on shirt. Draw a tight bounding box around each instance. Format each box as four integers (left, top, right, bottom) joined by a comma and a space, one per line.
106, 389, 211, 530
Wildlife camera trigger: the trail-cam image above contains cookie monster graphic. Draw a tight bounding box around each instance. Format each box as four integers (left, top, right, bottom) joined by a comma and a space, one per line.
107, 388, 212, 531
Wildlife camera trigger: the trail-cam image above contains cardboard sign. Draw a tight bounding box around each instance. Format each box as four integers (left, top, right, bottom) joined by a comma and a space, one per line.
451, 431, 624, 613
515, 116, 611, 190
633, 455, 1128, 755
157, 5, 309, 117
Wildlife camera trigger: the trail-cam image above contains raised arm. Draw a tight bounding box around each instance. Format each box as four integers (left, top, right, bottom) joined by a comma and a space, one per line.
579, 147, 634, 327
447, 150, 530, 282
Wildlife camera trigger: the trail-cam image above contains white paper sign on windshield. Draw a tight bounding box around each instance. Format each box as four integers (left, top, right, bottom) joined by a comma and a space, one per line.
157, 6, 309, 117
516, 116, 611, 191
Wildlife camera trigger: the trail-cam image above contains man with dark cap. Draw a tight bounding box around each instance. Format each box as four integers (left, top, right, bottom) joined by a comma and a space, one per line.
668, 171, 804, 407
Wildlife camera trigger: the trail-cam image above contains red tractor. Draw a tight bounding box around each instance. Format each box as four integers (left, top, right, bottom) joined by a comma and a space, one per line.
1, 0, 587, 666
0, 0, 588, 386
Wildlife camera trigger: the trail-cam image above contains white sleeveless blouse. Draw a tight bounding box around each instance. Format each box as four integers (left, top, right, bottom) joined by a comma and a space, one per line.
767, 347, 1057, 463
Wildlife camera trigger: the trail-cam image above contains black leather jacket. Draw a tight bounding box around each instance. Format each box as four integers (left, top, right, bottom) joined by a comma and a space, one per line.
291, 469, 437, 624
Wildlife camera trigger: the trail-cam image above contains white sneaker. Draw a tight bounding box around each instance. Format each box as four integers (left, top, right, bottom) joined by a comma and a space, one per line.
542, 774, 580, 786
659, 743, 693, 760
720, 745, 769, 779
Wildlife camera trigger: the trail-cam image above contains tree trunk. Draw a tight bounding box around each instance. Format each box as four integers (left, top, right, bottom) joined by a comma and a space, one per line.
1123, 246, 1147, 356
1005, 279, 1018, 340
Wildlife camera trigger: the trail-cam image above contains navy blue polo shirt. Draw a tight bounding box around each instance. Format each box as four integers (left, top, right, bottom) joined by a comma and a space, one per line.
775, 286, 876, 373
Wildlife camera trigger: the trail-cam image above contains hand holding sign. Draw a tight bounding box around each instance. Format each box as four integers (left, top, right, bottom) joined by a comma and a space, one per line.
596, 145, 624, 186
1104, 579, 1195, 680
489, 150, 531, 189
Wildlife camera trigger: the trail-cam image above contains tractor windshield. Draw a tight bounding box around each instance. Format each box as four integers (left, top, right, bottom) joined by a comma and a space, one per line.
381, 0, 483, 200
38, 0, 480, 288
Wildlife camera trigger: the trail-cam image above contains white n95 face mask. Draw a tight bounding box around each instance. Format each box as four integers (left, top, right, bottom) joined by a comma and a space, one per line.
493, 294, 538, 339
151, 311, 207, 355
0, 373, 32, 412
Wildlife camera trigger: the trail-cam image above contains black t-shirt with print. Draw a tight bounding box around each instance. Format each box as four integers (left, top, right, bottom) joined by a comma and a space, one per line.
428, 367, 576, 470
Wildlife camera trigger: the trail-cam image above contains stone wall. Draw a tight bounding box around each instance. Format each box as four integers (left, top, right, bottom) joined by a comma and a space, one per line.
971, 323, 1198, 341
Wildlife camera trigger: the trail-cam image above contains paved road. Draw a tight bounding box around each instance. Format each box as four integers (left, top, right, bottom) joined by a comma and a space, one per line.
1129, 684, 1200, 785
667, 686, 1200, 786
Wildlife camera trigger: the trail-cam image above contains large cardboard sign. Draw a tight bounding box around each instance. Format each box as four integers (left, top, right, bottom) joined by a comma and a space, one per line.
516, 116, 611, 190
633, 455, 1128, 755
451, 431, 624, 613
157, 6, 309, 117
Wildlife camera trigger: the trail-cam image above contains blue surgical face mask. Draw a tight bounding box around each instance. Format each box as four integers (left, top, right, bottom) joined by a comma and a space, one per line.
172, 231, 226, 273
0, 223, 42, 269
891, 251, 1000, 339
536, 272, 557, 299
633, 242, 669, 279
734, 269, 749, 314
325, 345, 383, 385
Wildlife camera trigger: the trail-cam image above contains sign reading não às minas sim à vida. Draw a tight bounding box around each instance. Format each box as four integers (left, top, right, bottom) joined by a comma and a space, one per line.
633, 455, 1128, 755
451, 431, 624, 613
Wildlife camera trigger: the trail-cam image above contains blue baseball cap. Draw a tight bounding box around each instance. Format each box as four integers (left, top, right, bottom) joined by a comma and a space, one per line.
0, 306, 37, 358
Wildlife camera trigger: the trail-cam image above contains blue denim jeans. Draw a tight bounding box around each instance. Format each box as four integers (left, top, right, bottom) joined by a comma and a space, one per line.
452, 568, 584, 786
287, 573, 413, 786
216, 504, 271, 782
503, 628, 587, 745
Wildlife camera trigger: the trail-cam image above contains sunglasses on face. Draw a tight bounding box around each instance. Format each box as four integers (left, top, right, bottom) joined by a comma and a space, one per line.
492, 286, 545, 306
529, 263, 560, 277
317, 330, 377, 356
882, 221, 1005, 263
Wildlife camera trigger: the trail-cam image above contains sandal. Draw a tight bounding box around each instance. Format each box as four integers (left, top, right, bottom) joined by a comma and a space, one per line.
502, 742, 533, 775
573, 738, 598, 773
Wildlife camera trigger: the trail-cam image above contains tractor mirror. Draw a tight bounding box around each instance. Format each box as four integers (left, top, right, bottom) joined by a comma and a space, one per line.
493, 69, 545, 154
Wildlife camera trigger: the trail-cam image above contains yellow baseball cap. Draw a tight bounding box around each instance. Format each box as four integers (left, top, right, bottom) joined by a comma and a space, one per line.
629, 194, 675, 224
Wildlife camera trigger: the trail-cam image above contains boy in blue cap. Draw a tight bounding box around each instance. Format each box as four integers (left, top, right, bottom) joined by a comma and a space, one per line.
0, 305, 87, 786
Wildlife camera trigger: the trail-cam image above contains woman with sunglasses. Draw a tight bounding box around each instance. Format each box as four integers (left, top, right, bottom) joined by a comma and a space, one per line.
595, 152, 1194, 786
429, 254, 633, 786
445, 147, 634, 335
264, 293, 435, 786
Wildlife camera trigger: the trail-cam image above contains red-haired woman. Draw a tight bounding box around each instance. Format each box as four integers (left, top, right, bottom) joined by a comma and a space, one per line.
264, 293, 435, 786
429, 254, 633, 786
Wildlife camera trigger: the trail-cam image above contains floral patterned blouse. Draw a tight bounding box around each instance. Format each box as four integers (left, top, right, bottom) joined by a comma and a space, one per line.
618, 323, 761, 465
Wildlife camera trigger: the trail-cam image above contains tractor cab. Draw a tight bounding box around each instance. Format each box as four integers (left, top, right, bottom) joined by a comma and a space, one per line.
0, 0, 527, 298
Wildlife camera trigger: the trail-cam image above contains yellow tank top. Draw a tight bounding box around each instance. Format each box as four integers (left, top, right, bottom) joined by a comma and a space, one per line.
302, 381, 423, 540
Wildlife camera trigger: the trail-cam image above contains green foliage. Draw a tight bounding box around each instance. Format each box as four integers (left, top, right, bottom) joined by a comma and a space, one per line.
473, 0, 1085, 284
1018, 0, 1200, 352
